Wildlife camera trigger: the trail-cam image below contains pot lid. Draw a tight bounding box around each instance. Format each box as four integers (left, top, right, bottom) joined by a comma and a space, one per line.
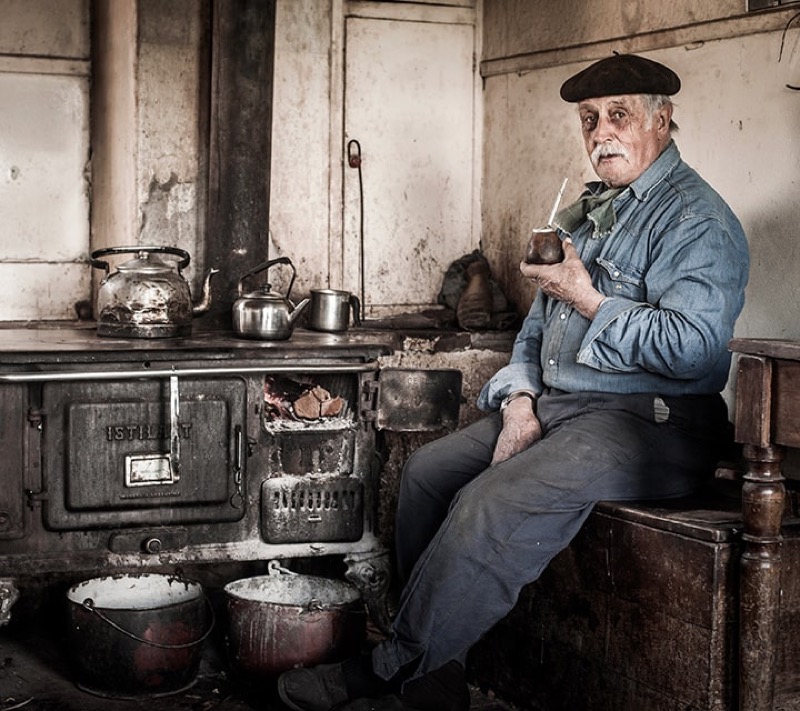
241, 285, 283, 300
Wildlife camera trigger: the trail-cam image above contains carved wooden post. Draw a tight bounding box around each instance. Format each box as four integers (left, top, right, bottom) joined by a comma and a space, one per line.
735, 354, 785, 711
740, 443, 784, 711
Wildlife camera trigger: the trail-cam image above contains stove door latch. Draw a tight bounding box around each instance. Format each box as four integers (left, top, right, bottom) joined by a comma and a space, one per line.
25, 487, 47, 508
359, 379, 380, 424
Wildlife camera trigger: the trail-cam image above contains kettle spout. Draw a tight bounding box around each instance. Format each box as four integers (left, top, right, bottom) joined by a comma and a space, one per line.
192, 268, 219, 316
288, 297, 310, 325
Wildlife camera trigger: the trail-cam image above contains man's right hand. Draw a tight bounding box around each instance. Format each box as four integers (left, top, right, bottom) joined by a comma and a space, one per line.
492, 397, 543, 464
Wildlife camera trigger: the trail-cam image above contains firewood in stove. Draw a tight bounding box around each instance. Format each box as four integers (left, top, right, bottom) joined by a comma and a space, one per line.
264, 375, 344, 420
320, 394, 345, 418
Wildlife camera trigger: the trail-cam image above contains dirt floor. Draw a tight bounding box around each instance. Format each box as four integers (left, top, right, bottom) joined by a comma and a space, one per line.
0, 586, 516, 711
3, 582, 800, 711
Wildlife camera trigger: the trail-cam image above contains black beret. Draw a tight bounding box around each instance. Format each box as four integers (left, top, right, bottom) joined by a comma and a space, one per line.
560, 53, 681, 102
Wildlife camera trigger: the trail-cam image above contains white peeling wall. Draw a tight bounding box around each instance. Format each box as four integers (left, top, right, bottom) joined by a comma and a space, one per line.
0, 0, 90, 321
135, 0, 208, 285
664, 33, 800, 342
268, 0, 334, 291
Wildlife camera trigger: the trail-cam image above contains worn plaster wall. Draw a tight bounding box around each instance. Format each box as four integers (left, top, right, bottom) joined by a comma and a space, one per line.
481, 4, 800, 395
91, 0, 209, 289
268, 1, 333, 291
136, 0, 208, 277
0, 0, 90, 320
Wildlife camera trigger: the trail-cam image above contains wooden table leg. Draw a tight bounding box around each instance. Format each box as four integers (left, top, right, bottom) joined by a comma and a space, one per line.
739, 443, 785, 711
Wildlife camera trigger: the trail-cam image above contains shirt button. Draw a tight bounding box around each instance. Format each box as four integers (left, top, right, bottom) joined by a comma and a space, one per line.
559, 313, 566, 320
548, 358, 556, 365
613, 270, 620, 277
615, 284, 622, 290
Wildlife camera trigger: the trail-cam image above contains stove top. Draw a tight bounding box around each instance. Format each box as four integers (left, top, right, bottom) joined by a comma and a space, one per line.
0, 323, 403, 358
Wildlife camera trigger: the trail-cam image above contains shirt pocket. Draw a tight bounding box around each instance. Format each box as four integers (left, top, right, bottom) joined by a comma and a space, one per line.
595, 257, 645, 301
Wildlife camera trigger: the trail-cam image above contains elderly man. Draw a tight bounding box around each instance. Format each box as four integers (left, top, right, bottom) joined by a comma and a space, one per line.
278, 53, 749, 711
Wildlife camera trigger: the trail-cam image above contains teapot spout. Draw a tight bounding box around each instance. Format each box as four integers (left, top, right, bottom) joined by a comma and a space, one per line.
288, 297, 310, 325
192, 268, 219, 316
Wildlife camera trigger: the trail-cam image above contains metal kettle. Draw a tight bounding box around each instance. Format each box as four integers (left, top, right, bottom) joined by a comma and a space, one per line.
90, 246, 218, 339
232, 256, 309, 340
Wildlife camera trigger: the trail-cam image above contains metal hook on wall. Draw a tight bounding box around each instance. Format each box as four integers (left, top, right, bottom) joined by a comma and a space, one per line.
778, 10, 800, 91
347, 139, 366, 316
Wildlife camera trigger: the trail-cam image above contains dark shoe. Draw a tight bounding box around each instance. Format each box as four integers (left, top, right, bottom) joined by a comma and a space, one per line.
337, 662, 470, 711
400, 661, 470, 711
277, 656, 395, 711
277, 662, 349, 711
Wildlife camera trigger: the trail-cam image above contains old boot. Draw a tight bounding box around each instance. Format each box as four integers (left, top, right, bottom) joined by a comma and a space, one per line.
335, 661, 470, 711
399, 661, 470, 711
277, 654, 396, 711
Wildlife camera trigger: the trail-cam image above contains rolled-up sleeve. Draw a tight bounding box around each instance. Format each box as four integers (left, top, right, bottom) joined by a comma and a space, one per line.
577, 217, 748, 381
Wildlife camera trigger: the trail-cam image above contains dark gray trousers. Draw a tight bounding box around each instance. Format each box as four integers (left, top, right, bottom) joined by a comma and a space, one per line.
371, 390, 730, 682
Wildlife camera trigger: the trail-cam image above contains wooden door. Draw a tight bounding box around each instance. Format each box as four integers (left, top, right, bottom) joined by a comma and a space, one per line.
343, 11, 477, 318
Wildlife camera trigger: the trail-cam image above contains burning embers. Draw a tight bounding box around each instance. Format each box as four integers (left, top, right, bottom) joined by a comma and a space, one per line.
263, 374, 346, 422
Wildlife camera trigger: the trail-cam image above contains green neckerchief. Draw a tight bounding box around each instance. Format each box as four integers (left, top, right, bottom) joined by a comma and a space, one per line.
552, 185, 626, 237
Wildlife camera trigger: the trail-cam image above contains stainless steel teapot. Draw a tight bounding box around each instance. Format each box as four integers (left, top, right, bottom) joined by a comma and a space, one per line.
90, 246, 217, 338
232, 256, 309, 340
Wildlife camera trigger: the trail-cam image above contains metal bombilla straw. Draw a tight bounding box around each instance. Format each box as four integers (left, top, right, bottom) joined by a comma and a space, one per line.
547, 177, 569, 228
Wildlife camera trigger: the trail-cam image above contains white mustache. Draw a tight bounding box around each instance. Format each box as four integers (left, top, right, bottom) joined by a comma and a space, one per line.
591, 142, 629, 165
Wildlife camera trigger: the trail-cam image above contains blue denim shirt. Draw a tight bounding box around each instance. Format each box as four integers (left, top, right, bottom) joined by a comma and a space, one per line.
478, 142, 750, 410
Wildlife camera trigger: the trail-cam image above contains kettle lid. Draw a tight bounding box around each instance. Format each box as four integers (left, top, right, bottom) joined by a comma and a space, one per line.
117, 251, 176, 275
241, 284, 284, 300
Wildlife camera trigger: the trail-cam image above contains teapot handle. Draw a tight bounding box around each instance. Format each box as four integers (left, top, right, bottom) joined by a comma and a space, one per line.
236, 256, 296, 298
90, 246, 191, 274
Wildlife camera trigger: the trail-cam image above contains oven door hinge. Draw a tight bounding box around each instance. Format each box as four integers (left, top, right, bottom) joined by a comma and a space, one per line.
26, 408, 45, 508
27, 407, 44, 431
25, 488, 47, 508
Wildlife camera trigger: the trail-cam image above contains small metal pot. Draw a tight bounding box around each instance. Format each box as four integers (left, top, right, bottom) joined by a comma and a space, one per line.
309, 289, 361, 332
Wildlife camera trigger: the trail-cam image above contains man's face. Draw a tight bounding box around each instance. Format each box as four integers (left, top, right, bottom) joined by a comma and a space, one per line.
578, 94, 671, 187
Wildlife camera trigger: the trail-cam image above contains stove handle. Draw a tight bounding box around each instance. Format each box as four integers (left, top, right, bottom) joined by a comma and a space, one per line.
169, 375, 181, 481
231, 425, 244, 509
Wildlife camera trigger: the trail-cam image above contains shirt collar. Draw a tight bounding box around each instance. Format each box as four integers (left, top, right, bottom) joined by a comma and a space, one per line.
628, 140, 680, 200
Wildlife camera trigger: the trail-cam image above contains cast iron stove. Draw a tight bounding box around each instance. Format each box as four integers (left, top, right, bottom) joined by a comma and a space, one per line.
0, 325, 462, 629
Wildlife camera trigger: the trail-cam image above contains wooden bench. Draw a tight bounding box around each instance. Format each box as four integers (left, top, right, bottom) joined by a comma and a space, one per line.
468, 479, 800, 710
469, 339, 800, 711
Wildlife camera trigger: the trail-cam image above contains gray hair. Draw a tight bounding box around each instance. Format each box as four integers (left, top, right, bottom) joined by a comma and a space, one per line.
641, 94, 678, 133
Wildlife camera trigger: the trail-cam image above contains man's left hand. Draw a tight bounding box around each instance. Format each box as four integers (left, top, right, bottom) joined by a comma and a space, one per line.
520, 238, 605, 319
492, 397, 542, 464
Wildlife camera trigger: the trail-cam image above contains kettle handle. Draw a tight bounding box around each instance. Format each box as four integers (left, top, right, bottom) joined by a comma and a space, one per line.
90, 246, 191, 274
236, 256, 296, 298
350, 294, 362, 327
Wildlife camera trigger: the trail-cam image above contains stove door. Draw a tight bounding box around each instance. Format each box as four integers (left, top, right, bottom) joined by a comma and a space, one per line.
374, 368, 462, 432
41, 377, 246, 530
